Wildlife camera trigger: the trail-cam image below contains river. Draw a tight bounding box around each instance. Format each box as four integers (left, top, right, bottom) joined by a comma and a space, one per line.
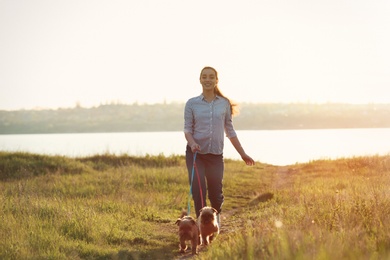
1, 128, 390, 166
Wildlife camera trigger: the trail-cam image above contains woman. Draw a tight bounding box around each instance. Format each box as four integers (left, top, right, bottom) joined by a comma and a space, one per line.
184, 66, 255, 226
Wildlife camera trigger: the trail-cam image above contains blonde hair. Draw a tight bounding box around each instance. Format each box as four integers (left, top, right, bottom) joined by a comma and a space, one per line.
200, 66, 239, 116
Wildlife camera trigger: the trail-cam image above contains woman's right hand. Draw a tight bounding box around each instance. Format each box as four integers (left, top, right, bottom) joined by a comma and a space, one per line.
190, 143, 201, 153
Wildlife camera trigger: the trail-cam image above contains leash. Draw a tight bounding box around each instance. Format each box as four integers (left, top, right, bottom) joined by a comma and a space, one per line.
195, 160, 205, 208
187, 151, 204, 215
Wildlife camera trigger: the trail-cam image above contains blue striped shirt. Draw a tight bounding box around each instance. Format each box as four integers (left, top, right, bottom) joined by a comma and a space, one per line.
184, 94, 237, 155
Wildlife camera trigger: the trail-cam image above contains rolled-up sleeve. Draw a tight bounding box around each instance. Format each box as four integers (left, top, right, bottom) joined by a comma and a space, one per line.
184, 100, 194, 134
224, 104, 237, 139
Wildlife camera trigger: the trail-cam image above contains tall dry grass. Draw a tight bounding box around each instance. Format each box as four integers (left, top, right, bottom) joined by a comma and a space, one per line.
0, 152, 389, 259
0, 152, 186, 259
198, 156, 390, 260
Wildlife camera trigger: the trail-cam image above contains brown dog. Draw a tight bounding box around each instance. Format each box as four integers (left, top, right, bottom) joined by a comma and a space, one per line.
198, 206, 219, 245
175, 212, 199, 255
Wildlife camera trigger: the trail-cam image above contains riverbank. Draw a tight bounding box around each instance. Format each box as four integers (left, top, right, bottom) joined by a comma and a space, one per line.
1, 103, 390, 134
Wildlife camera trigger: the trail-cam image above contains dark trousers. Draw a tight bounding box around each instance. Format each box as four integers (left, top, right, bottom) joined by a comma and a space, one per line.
186, 145, 224, 218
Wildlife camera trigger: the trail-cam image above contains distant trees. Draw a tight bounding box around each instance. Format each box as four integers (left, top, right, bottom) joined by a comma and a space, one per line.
234, 103, 390, 130
0, 103, 389, 134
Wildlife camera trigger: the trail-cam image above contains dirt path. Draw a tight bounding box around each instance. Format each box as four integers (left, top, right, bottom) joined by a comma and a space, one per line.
273, 166, 292, 189
174, 193, 275, 259
174, 165, 291, 259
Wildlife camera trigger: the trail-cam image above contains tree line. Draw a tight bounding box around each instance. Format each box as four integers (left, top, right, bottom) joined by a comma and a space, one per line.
0, 103, 389, 134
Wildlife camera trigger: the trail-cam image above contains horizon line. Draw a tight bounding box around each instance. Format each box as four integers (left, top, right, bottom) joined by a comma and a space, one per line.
2, 100, 390, 112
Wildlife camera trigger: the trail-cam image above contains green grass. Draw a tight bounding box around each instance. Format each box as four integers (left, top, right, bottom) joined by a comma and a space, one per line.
0, 152, 389, 259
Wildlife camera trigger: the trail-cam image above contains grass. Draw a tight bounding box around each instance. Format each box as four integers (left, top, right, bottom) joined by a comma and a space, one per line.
0, 151, 389, 259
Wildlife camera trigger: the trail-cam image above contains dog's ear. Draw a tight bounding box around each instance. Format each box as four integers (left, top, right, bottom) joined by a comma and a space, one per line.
175, 219, 181, 225
190, 219, 197, 225
180, 209, 188, 218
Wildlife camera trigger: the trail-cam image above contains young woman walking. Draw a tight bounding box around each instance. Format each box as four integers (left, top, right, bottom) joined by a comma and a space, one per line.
184, 66, 255, 226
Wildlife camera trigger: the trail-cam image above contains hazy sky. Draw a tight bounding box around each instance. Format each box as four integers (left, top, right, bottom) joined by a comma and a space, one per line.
1, 0, 389, 110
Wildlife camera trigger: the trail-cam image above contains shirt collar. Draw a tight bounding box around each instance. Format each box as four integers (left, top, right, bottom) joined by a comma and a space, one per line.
199, 93, 221, 101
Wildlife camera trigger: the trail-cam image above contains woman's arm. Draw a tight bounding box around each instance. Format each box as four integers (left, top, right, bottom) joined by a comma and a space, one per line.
184, 100, 200, 152
229, 136, 255, 165
184, 132, 200, 152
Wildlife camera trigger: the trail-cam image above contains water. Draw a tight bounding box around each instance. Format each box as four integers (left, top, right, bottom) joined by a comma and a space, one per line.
1, 128, 390, 166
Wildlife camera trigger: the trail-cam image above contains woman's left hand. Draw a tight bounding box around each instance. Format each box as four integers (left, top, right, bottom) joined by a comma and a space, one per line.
242, 154, 255, 166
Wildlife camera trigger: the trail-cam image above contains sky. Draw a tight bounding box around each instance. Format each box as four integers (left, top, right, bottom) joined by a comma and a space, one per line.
1, 0, 389, 110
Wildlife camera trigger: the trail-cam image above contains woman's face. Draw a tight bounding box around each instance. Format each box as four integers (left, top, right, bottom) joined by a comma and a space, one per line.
200, 68, 218, 92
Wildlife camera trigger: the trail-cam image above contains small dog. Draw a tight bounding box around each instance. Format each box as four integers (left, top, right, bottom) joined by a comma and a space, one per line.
175, 211, 199, 255
198, 206, 219, 245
